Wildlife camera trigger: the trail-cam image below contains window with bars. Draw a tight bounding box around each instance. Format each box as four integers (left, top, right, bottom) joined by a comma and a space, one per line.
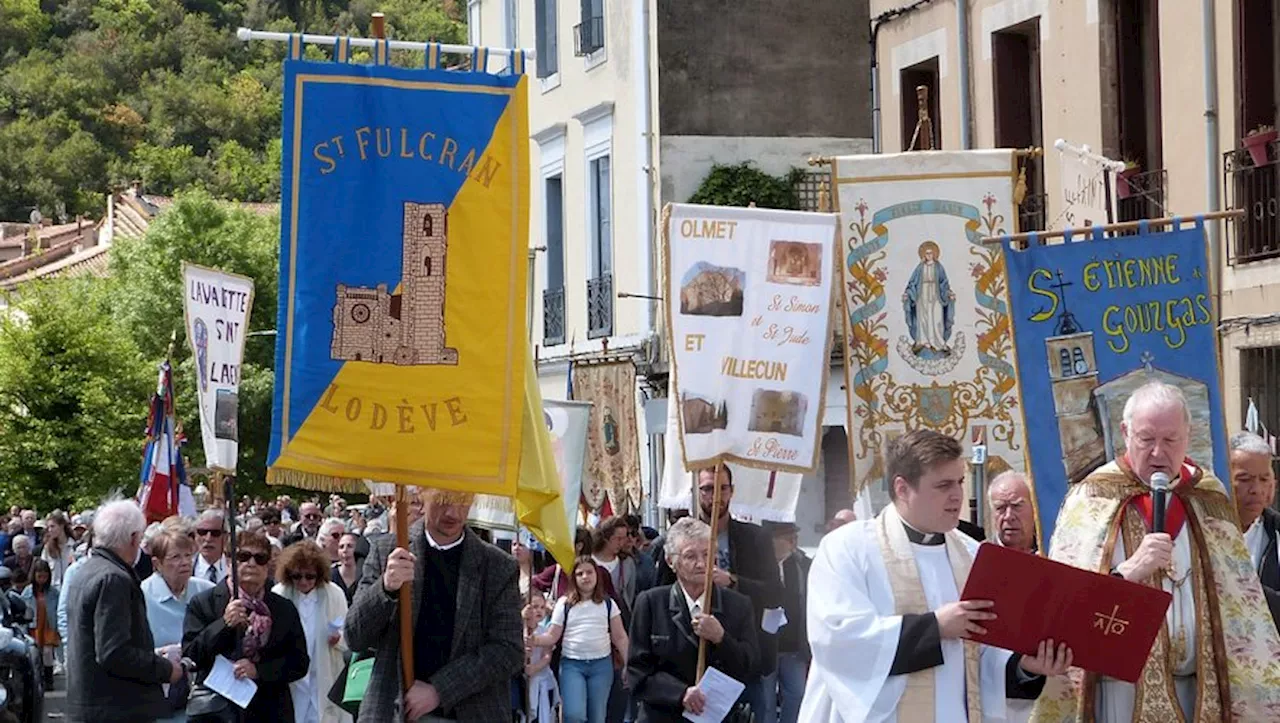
1240, 344, 1280, 477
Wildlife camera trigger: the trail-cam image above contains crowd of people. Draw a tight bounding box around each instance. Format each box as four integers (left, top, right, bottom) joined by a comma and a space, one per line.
7, 379, 1277, 723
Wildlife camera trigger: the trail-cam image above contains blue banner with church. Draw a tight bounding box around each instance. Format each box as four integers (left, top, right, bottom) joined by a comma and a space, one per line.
1001, 221, 1226, 547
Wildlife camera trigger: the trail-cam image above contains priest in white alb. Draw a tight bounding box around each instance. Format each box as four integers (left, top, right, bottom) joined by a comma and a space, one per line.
799, 429, 1071, 723
1033, 381, 1280, 722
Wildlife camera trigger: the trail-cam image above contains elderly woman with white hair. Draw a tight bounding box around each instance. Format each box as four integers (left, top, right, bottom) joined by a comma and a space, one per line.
315, 518, 344, 565
625, 517, 759, 723
64, 500, 184, 722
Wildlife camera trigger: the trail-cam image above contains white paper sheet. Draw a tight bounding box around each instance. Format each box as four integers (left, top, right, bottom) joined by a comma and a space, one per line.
761, 607, 788, 634
683, 666, 746, 723
206, 654, 258, 709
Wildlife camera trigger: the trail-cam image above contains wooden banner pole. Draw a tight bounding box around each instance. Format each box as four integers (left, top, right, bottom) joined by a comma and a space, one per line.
395, 484, 413, 693
981, 209, 1244, 246
695, 459, 724, 682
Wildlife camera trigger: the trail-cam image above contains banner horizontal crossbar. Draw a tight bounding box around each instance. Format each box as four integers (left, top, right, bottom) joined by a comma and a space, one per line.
235, 27, 537, 59
982, 209, 1244, 246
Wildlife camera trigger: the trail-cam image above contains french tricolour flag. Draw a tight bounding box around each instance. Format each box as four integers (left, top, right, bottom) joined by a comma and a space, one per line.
137, 361, 195, 522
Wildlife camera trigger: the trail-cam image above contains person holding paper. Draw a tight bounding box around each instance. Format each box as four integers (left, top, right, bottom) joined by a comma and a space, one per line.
798, 430, 1071, 723
183, 530, 311, 722
1228, 431, 1280, 627
627, 517, 759, 723
273, 541, 350, 723
1036, 382, 1280, 722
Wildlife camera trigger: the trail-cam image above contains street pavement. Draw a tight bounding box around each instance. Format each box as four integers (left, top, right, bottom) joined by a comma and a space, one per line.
42, 672, 64, 719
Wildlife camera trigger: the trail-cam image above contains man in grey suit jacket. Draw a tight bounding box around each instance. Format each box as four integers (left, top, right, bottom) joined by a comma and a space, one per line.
345, 489, 523, 722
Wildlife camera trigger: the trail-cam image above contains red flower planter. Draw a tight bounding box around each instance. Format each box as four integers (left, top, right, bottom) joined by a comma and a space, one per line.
1244, 130, 1277, 166
1116, 168, 1140, 200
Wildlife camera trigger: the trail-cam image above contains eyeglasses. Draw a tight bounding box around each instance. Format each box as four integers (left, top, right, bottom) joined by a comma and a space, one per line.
196, 529, 224, 538
287, 571, 318, 582
236, 551, 270, 565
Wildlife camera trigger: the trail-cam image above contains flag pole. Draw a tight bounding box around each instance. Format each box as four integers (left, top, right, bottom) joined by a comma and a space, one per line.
220, 471, 239, 592
695, 459, 724, 681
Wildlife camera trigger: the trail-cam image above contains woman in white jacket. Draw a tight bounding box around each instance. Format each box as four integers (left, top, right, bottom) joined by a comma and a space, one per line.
273, 541, 351, 723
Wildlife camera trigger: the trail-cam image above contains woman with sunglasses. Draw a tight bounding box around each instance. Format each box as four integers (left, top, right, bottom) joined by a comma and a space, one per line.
143, 529, 215, 723
183, 530, 310, 722
273, 541, 350, 723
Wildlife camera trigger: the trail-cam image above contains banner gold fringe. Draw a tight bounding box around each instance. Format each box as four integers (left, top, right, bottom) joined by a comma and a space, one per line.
265, 467, 366, 494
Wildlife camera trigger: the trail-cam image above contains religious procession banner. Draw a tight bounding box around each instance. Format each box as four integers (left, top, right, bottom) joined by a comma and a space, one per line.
574, 362, 642, 515
470, 398, 592, 530
835, 150, 1025, 497
665, 203, 840, 475
268, 44, 530, 494
182, 262, 254, 473
1002, 220, 1226, 544
658, 378, 805, 522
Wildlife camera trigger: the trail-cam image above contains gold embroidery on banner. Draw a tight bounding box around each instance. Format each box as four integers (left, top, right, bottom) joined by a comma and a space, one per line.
1092, 605, 1130, 636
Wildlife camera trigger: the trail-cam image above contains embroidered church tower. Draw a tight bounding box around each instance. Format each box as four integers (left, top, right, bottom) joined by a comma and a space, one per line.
398, 202, 458, 366
1043, 272, 1105, 482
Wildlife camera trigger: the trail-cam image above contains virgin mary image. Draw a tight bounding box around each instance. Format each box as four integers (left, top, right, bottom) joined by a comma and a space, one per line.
903, 240, 955, 355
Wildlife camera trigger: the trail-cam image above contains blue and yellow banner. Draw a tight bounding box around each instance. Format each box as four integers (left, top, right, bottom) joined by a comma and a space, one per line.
269, 50, 530, 496
1002, 221, 1226, 544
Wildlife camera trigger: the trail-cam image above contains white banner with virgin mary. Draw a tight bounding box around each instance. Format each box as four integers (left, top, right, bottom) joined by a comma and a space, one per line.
834, 150, 1028, 498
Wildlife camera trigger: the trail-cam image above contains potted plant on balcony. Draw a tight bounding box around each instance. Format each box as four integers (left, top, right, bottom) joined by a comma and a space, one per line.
1244, 124, 1277, 167
1116, 160, 1141, 200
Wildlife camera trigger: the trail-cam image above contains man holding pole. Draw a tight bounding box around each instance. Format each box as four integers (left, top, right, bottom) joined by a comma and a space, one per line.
657, 464, 783, 723
345, 488, 523, 722
798, 430, 1070, 723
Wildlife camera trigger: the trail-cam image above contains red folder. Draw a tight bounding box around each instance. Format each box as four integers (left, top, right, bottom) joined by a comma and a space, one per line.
959, 543, 1172, 683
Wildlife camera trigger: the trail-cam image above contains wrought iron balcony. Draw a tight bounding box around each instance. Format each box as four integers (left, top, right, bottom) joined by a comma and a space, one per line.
542, 286, 565, 347
1019, 193, 1047, 233
1115, 168, 1167, 225
587, 274, 613, 339
573, 14, 604, 57
1225, 138, 1280, 264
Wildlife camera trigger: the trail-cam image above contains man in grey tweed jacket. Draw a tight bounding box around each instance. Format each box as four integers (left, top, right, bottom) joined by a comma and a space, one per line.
346, 490, 523, 722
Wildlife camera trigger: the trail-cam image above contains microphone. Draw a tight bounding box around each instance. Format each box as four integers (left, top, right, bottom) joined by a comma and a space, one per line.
1150, 472, 1171, 533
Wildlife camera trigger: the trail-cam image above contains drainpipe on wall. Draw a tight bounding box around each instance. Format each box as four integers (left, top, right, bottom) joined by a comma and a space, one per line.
1201, 0, 1223, 315
870, 0, 939, 154
957, 0, 972, 149
635, 0, 656, 337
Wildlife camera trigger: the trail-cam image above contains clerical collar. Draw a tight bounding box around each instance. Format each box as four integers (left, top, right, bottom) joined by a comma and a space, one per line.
902, 521, 945, 546
424, 528, 465, 551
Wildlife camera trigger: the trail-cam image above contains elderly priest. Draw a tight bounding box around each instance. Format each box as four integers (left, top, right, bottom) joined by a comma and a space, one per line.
1034, 382, 1280, 722
798, 430, 1070, 723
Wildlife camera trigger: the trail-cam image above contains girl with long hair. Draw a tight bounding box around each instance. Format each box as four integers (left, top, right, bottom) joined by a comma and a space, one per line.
528, 556, 628, 723
23, 558, 59, 688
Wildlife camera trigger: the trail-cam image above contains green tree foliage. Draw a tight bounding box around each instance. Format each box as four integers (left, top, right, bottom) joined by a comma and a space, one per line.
688, 162, 806, 210
0, 1, 463, 220
0, 277, 151, 511
109, 189, 279, 492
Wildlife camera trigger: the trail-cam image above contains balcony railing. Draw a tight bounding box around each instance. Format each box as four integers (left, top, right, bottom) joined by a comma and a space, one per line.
1115, 168, 1167, 225
1019, 193, 1047, 233
587, 274, 613, 339
1225, 138, 1280, 264
573, 15, 604, 57
542, 286, 565, 347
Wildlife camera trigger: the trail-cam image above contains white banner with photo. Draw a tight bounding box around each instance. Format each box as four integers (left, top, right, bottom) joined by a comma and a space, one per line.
657, 378, 804, 523
665, 203, 840, 475
181, 262, 254, 473
1057, 145, 1117, 230
469, 399, 592, 530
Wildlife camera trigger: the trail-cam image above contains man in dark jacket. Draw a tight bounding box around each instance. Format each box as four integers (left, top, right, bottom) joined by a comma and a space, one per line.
766, 522, 811, 723
1230, 431, 1280, 628
65, 500, 182, 723
628, 517, 759, 723
346, 489, 523, 722
657, 466, 783, 723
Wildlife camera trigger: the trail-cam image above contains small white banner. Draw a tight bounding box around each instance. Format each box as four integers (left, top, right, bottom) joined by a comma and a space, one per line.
1058, 148, 1116, 230
469, 399, 593, 530
182, 263, 254, 474
658, 376, 804, 522
665, 203, 839, 474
